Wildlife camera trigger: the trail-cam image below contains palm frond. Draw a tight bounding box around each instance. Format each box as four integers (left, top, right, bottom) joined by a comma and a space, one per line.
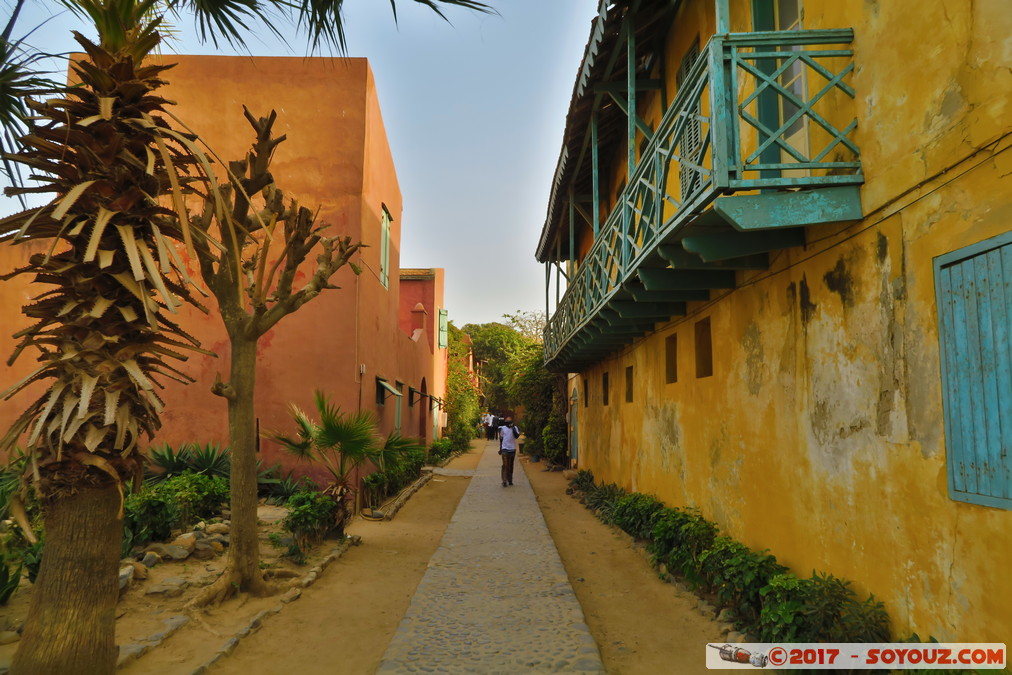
314, 405, 376, 462
169, 0, 280, 49
0, 25, 63, 193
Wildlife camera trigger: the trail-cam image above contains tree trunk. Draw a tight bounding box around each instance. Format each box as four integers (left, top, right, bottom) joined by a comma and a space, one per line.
12, 484, 122, 674
190, 334, 273, 606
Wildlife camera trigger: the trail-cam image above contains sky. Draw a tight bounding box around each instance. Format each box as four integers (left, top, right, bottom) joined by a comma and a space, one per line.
1, 0, 598, 326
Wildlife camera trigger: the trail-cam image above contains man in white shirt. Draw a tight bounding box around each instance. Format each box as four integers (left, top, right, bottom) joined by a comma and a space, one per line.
498, 415, 520, 487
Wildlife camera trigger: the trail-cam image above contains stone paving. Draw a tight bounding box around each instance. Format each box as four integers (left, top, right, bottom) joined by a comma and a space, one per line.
377, 441, 605, 674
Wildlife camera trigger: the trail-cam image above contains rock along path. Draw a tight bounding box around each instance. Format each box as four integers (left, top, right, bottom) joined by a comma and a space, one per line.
377, 440, 604, 674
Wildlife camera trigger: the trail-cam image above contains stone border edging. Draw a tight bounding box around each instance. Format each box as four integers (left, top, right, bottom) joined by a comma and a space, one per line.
186, 535, 359, 675
123, 466, 443, 673
380, 472, 433, 521
116, 614, 191, 668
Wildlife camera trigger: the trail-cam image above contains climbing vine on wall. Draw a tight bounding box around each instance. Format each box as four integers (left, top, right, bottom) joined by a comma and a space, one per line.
445, 322, 480, 453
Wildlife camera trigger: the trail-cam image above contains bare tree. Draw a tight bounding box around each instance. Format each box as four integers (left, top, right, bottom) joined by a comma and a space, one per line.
187, 108, 361, 606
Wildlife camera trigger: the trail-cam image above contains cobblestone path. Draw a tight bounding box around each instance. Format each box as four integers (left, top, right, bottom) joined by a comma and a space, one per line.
376, 441, 604, 674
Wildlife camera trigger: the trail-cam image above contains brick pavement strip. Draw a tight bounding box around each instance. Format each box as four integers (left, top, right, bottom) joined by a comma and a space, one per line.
377, 442, 605, 674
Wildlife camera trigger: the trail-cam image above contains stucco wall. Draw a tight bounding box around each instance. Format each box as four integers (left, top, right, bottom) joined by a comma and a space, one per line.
0, 56, 447, 485
567, 0, 1011, 642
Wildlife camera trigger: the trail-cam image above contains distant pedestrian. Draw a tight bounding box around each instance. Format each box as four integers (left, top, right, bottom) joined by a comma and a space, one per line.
498, 415, 520, 487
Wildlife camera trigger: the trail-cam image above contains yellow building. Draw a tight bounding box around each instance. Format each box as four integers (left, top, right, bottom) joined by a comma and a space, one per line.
537, 0, 1011, 641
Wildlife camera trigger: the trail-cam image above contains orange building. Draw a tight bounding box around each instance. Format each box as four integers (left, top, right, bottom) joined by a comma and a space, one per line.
0, 56, 449, 481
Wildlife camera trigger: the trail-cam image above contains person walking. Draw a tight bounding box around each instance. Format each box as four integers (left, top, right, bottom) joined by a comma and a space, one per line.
485, 412, 495, 441
498, 415, 520, 487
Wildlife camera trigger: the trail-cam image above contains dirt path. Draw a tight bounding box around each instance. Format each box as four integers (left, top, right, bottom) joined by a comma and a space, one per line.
203, 446, 482, 675
524, 458, 721, 675
119, 442, 721, 674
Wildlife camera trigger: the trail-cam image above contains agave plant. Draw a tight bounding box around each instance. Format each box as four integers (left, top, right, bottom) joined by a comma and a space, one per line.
145, 441, 191, 482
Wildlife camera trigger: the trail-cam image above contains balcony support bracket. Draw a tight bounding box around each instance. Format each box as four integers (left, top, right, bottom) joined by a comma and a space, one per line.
713, 185, 863, 230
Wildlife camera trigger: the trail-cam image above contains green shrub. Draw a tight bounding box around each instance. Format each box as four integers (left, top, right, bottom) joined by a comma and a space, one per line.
282, 491, 340, 555
428, 438, 454, 464
125, 488, 178, 546
648, 507, 718, 587
362, 471, 389, 509
123, 471, 229, 550
757, 571, 890, 642
584, 483, 626, 523
698, 536, 787, 632
21, 540, 43, 584
568, 469, 595, 493
0, 561, 21, 604
161, 472, 229, 528
571, 475, 894, 644
259, 470, 314, 505
611, 493, 666, 540
541, 390, 569, 465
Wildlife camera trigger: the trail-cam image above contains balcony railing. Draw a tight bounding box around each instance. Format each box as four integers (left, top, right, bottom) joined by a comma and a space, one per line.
544, 29, 860, 365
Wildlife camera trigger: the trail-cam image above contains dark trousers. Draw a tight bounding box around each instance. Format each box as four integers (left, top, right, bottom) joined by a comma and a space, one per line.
486, 426, 495, 441
500, 451, 516, 484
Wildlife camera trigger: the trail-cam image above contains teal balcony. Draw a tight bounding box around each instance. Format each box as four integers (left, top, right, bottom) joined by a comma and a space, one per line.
542, 28, 862, 371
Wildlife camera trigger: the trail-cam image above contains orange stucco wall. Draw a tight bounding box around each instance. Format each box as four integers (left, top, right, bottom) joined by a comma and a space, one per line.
0, 56, 448, 484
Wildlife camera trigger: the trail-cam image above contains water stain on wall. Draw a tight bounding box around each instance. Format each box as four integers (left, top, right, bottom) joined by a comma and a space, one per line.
742, 322, 765, 396
823, 257, 856, 308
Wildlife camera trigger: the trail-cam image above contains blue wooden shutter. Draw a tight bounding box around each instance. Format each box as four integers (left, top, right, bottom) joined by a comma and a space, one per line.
934, 231, 1012, 509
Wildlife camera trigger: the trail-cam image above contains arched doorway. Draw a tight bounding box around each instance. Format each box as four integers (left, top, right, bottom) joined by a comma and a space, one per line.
419, 378, 427, 440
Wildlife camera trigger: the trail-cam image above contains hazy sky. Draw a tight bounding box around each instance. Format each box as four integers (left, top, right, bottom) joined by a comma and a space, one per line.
2, 0, 597, 326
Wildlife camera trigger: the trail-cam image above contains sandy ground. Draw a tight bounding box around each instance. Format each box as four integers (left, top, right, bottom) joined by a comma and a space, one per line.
205, 447, 483, 675
524, 458, 720, 675
2, 443, 722, 673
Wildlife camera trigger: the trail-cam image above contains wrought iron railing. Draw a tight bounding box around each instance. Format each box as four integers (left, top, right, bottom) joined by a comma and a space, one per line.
544, 29, 860, 363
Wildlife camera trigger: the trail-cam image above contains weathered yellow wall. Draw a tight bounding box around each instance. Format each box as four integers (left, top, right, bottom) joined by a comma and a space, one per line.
571, 0, 1012, 642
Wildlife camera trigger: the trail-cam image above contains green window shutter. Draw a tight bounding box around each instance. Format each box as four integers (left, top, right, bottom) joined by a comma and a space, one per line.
438, 309, 448, 349
935, 231, 1012, 510
380, 207, 391, 289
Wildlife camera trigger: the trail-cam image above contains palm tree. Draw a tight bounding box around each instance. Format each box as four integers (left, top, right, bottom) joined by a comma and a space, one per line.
0, 0, 490, 671
269, 391, 382, 535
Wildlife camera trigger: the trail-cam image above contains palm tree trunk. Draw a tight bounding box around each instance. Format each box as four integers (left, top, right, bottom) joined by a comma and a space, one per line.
191, 335, 272, 605
12, 484, 122, 674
